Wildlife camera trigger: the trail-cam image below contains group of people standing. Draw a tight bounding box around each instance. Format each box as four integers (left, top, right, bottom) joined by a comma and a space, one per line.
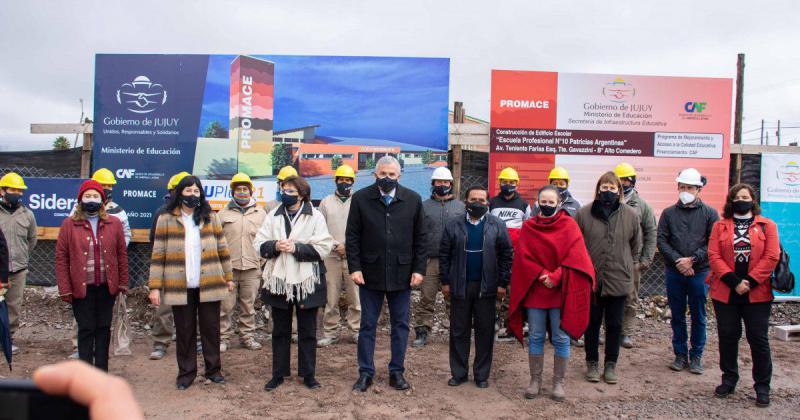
0, 154, 780, 408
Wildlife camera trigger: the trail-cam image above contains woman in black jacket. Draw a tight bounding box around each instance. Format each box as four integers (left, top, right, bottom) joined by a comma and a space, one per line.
253, 176, 334, 391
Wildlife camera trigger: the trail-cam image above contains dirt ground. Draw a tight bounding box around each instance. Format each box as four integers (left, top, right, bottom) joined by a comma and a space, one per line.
4, 287, 800, 419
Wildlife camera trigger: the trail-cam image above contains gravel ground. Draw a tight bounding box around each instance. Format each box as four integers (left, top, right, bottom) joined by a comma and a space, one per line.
3, 287, 800, 419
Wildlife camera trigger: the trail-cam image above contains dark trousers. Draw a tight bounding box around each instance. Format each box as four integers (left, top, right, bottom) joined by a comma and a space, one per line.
171, 289, 221, 386
72, 285, 116, 371
666, 268, 709, 357
584, 294, 626, 363
713, 300, 772, 395
450, 282, 496, 382
357, 286, 410, 376
271, 303, 319, 379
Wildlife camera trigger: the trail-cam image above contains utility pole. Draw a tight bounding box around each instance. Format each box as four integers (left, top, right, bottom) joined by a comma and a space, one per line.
734, 53, 745, 183
777, 120, 781, 146
452, 101, 464, 198
760, 119, 764, 145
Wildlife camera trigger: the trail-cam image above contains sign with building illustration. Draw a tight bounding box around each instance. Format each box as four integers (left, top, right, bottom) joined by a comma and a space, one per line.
489, 70, 733, 217
761, 153, 800, 298
93, 54, 450, 228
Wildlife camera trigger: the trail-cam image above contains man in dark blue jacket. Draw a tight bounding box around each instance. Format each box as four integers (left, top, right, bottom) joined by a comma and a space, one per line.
346, 156, 427, 392
440, 186, 513, 388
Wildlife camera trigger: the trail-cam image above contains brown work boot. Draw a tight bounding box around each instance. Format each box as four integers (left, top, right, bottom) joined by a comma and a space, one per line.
524, 354, 543, 399
552, 355, 568, 401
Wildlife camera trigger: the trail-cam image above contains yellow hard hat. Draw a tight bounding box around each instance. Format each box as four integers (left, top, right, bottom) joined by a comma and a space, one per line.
0, 172, 27, 190
548, 166, 570, 183
230, 172, 254, 190
614, 162, 636, 179
91, 168, 117, 185
498, 167, 520, 182
277, 166, 298, 181
334, 164, 356, 179
167, 171, 191, 190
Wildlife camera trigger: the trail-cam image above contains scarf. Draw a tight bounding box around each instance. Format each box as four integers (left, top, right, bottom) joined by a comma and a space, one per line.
509, 210, 596, 341
258, 203, 334, 302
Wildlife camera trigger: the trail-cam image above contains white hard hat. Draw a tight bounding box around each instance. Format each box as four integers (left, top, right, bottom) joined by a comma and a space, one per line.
676, 168, 704, 187
431, 167, 454, 181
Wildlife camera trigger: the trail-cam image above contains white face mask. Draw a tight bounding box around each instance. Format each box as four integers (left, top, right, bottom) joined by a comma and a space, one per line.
679, 191, 696, 205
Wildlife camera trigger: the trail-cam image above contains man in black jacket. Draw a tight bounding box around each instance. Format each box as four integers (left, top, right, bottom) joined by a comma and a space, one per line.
346, 156, 427, 392
440, 186, 513, 388
657, 168, 719, 375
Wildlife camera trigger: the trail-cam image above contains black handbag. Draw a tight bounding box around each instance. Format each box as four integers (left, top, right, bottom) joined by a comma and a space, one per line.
772, 244, 795, 293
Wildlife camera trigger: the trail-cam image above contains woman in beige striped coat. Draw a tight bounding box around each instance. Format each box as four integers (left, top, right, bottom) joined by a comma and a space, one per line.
148, 175, 233, 390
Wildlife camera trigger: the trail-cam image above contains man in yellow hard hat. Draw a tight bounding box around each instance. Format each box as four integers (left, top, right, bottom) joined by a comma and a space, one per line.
148, 170, 189, 360
316, 164, 362, 347
534, 167, 582, 217
265, 166, 299, 213
613, 163, 656, 350
0, 172, 37, 355
489, 167, 531, 342
218, 173, 267, 352
90, 168, 132, 246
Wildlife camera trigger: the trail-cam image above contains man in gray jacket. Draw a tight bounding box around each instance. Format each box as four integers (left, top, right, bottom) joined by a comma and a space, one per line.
614, 163, 657, 349
0, 172, 38, 355
413, 167, 464, 347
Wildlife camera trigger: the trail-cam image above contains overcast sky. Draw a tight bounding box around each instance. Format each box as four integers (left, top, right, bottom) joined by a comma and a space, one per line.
1, 0, 799, 150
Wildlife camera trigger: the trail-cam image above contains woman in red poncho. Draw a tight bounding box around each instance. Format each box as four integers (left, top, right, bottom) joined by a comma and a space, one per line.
509, 185, 595, 402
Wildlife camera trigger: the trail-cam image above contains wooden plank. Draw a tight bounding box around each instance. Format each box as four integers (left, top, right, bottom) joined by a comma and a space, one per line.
30, 123, 93, 134
448, 134, 490, 146
730, 144, 800, 155
37, 227, 152, 243
773, 325, 800, 342
80, 133, 93, 178
448, 123, 489, 135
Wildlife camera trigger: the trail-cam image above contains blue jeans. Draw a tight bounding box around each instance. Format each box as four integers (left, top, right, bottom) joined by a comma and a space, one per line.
357, 286, 411, 376
527, 308, 570, 358
666, 267, 709, 358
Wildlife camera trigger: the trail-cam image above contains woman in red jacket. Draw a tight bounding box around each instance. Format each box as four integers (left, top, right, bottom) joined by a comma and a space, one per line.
708, 183, 778, 408
509, 185, 595, 402
56, 180, 128, 371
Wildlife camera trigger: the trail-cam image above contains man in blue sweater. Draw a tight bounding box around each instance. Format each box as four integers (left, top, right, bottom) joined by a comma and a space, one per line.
439, 186, 514, 388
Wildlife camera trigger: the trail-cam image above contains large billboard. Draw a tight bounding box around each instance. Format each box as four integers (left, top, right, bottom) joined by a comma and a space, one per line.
490, 70, 733, 215
94, 54, 450, 228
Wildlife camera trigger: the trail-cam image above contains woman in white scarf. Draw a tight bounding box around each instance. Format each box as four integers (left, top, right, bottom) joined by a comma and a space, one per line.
253, 176, 333, 392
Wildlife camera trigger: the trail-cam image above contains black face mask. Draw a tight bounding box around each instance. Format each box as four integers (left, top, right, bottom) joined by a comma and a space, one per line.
622, 185, 635, 195
281, 192, 299, 208
81, 201, 102, 214
376, 176, 398, 194
3, 192, 21, 207
500, 184, 516, 195
336, 182, 353, 197
466, 202, 488, 218
181, 195, 201, 209
732, 200, 754, 215
556, 187, 569, 200
103, 188, 113, 202
539, 204, 558, 217
432, 185, 451, 197
599, 190, 618, 206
